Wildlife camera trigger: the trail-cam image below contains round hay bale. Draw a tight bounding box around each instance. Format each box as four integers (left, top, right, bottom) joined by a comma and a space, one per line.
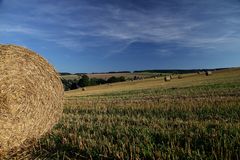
82, 87, 86, 91
164, 76, 171, 82
0, 45, 64, 154
205, 71, 212, 76
178, 75, 183, 79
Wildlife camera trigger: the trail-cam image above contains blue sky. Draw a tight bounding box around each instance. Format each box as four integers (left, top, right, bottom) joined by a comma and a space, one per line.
1, 0, 240, 73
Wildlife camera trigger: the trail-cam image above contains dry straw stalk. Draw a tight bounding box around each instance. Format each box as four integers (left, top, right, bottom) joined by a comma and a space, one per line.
0, 44, 64, 155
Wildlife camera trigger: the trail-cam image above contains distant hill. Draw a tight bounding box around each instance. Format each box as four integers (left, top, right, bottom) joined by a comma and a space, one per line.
60, 68, 232, 76
133, 68, 229, 74
59, 72, 72, 75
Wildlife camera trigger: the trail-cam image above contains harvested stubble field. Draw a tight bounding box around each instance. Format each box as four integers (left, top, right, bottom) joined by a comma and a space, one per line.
7, 68, 240, 159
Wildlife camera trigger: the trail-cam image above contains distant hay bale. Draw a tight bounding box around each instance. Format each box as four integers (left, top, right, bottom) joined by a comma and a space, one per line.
205, 71, 212, 76
164, 76, 171, 82
0, 45, 64, 154
82, 87, 86, 91
178, 75, 183, 79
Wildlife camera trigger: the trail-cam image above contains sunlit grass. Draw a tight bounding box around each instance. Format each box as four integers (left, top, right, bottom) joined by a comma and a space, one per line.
6, 68, 240, 159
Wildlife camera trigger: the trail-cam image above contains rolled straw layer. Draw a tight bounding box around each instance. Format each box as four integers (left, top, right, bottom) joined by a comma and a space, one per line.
0, 45, 64, 153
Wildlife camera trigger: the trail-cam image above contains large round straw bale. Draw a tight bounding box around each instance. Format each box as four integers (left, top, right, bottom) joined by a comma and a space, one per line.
0, 45, 64, 153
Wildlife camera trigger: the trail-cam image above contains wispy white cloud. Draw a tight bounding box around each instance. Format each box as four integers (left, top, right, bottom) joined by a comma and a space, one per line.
0, 24, 46, 36
1, 0, 240, 57
155, 49, 174, 57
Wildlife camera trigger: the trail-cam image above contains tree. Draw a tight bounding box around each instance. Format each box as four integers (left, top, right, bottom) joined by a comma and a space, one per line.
107, 76, 126, 83
70, 82, 79, 90
118, 76, 125, 82
89, 78, 107, 86
78, 74, 90, 87
107, 76, 118, 83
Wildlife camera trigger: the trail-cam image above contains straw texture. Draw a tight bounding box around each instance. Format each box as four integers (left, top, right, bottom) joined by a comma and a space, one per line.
0, 45, 64, 154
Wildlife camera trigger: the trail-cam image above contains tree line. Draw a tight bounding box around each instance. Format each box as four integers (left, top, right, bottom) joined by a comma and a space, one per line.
61, 75, 125, 91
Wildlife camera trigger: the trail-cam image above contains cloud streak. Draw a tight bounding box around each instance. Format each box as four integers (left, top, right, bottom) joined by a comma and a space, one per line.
1, 0, 240, 58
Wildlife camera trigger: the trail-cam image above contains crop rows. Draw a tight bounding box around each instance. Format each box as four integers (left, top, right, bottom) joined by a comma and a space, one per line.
6, 81, 239, 159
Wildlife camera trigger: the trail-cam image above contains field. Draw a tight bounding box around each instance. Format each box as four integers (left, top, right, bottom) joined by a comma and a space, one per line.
7, 68, 240, 159
61, 72, 160, 80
